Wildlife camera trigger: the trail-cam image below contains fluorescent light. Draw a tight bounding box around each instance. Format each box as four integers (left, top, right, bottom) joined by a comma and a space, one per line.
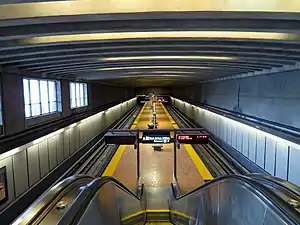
98, 65, 210, 71
126, 71, 196, 74
122, 75, 182, 78
172, 97, 300, 150
32, 137, 46, 145
33, 128, 64, 145
69, 122, 77, 128
102, 56, 232, 61
0, 148, 22, 161
23, 31, 292, 44
1, 1, 300, 21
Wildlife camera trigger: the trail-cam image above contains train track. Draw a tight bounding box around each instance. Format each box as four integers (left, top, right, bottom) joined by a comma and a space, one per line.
166, 104, 249, 177
59, 104, 141, 179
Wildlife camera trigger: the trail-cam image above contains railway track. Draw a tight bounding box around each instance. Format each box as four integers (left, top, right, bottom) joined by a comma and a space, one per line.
58, 104, 141, 179
166, 104, 249, 176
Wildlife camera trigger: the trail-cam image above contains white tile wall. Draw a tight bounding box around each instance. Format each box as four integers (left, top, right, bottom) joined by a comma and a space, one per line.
171, 97, 300, 185
0, 98, 136, 208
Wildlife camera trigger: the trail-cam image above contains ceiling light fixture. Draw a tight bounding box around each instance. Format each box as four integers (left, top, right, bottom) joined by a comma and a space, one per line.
121, 74, 183, 78
125, 71, 195, 74
97, 65, 210, 71
102, 55, 233, 61
24, 31, 293, 44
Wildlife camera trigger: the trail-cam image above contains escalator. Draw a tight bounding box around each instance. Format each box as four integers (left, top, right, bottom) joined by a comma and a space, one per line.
15, 174, 300, 225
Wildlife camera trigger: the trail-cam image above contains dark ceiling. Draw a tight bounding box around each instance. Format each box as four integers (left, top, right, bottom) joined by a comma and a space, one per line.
0, 1, 300, 87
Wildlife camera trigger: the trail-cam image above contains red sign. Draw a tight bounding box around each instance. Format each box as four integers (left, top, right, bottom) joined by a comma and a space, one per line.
177, 135, 208, 144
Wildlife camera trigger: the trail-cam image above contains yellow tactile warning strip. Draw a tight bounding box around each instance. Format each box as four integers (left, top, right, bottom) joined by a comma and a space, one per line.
121, 209, 192, 221
131, 103, 147, 129
160, 103, 213, 181
159, 103, 179, 128
122, 209, 170, 221
145, 223, 173, 225
102, 103, 146, 176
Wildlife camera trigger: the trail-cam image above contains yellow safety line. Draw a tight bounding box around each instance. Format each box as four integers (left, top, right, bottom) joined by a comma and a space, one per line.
160, 103, 213, 180
146, 209, 170, 213
102, 103, 147, 176
121, 210, 144, 221
183, 144, 213, 180
160, 103, 178, 128
121, 209, 192, 221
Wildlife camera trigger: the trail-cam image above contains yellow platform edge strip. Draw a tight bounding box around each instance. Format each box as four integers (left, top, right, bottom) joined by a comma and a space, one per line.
102, 103, 146, 176
121, 209, 192, 221
160, 103, 213, 180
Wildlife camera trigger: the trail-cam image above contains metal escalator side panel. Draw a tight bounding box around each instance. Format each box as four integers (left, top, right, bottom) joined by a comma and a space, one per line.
57, 176, 146, 225
37, 183, 88, 225
246, 174, 300, 216
169, 175, 299, 225
249, 173, 300, 196
12, 175, 93, 225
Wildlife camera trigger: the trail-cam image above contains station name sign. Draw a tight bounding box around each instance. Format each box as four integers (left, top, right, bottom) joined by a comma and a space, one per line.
141, 131, 171, 144
104, 132, 137, 145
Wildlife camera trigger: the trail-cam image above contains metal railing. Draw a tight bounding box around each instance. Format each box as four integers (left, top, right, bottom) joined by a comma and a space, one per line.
170, 174, 300, 225
9, 104, 141, 225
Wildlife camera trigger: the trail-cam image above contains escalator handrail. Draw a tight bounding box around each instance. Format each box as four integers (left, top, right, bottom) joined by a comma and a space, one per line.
12, 175, 94, 225
171, 174, 300, 224
57, 176, 144, 225
172, 175, 254, 199
12, 106, 141, 225
248, 173, 300, 196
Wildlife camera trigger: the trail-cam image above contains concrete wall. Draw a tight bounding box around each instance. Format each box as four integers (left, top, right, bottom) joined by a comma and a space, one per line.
0, 72, 134, 136
172, 70, 300, 129
2, 73, 26, 135
0, 97, 136, 210
90, 83, 133, 107
171, 97, 300, 186
135, 87, 171, 95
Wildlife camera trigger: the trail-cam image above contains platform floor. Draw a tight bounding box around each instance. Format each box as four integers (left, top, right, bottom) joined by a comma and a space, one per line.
112, 102, 205, 193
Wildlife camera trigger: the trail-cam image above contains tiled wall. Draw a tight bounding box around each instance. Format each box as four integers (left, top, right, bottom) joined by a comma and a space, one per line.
0, 98, 136, 208
171, 97, 300, 186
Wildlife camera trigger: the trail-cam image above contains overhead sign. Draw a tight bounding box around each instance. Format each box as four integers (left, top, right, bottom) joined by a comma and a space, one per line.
176, 131, 209, 144
137, 95, 150, 104
104, 132, 137, 145
141, 131, 171, 144
157, 95, 169, 103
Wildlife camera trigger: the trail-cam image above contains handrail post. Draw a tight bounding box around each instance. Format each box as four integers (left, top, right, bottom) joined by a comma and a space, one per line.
137, 137, 140, 179
174, 131, 177, 180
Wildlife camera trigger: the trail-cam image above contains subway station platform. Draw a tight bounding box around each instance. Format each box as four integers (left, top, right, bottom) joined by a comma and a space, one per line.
103, 102, 212, 194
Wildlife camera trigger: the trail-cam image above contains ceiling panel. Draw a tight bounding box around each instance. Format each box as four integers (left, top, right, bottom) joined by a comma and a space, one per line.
0, 7, 299, 87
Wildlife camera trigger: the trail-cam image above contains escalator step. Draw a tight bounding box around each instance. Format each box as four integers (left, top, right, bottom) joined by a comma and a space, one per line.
145, 222, 173, 225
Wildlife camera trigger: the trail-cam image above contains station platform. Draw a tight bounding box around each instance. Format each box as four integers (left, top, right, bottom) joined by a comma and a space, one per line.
103, 102, 213, 194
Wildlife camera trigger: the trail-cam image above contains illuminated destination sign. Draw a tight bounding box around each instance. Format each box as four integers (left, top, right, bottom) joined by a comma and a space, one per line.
157, 96, 169, 103
141, 131, 171, 144
104, 132, 137, 145
177, 133, 209, 144
137, 95, 150, 104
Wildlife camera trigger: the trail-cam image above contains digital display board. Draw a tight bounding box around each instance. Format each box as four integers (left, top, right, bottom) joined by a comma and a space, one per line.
141, 131, 171, 144
0, 167, 8, 205
157, 95, 169, 103
177, 134, 209, 144
104, 132, 137, 145
137, 95, 150, 104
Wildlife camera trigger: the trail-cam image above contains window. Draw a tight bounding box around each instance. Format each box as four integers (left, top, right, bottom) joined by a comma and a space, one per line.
70, 82, 88, 108
23, 78, 62, 118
